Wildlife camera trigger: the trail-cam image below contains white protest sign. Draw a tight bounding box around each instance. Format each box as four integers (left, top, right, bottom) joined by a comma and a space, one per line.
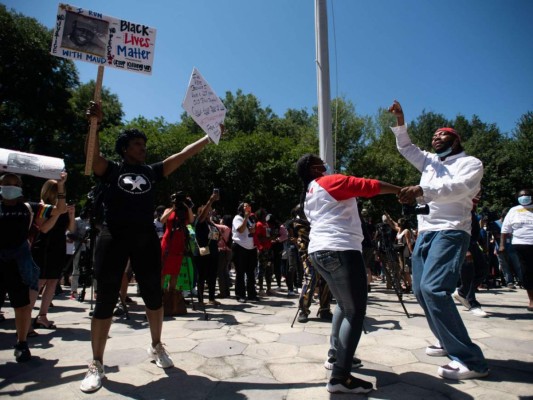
182, 68, 226, 144
0, 148, 65, 180
51, 3, 157, 75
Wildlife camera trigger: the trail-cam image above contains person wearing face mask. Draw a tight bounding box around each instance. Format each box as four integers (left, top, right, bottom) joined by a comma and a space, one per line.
389, 100, 489, 381
296, 153, 400, 394
0, 172, 67, 362
500, 188, 533, 311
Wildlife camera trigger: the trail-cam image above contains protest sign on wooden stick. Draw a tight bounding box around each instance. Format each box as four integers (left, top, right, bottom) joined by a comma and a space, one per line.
84, 65, 104, 175
50, 3, 157, 174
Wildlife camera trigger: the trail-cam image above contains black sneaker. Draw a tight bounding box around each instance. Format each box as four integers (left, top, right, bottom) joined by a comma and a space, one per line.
327, 375, 373, 394
113, 304, 125, 316
14, 342, 31, 362
319, 310, 333, 321
324, 356, 363, 370
298, 311, 309, 323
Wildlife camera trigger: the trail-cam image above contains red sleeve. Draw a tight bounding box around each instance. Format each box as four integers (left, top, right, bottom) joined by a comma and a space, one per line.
254, 221, 267, 250
316, 174, 381, 200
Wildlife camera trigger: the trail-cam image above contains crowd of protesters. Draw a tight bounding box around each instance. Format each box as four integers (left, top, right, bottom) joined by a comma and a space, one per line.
1, 100, 531, 395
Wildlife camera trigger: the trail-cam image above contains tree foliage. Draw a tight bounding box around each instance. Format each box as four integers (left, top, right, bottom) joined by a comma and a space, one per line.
2, 6, 531, 222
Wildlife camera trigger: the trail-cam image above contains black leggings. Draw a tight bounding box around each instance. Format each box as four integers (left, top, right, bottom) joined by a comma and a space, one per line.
0, 260, 30, 308
93, 227, 162, 319
194, 250, 218, 302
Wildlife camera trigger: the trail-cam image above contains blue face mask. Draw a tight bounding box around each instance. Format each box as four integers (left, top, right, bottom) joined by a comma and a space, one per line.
435, 144, 453, 158
0, 185, 23, 200
323, 163, 333, 176
518, 195, 532, 206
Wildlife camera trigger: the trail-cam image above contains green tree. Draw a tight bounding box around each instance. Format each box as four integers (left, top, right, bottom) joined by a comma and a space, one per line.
0, 5, 78, 155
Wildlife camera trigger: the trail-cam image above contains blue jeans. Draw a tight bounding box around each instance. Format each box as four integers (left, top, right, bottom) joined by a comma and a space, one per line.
310, 250, 367, 379
498, 246, 523, 284
412, 230, 488, 372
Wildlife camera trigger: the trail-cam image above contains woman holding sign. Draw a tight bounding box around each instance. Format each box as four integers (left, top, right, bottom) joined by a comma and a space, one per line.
80, 102, 222, 393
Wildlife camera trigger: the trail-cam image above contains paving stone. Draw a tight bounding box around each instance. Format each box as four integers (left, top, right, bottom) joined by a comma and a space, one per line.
1, 280, 531, 399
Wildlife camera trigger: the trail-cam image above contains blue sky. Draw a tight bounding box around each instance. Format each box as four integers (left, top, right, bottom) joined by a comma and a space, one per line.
4, 0, 533, 135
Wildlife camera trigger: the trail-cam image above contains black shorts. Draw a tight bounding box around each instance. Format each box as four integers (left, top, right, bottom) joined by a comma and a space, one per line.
0, 260, 30, 308
92, 226, 162, 318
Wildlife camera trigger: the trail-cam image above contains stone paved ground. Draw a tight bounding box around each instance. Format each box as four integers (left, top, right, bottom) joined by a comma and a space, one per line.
1, 281, 532, 399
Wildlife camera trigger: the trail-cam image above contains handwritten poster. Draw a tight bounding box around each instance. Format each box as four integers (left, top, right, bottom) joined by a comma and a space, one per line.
182, 68, 226, 144
0, 148, 65, 180
50, 3, 157, 75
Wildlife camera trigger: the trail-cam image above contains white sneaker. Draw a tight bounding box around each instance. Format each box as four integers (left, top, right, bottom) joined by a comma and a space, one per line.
438, 360, 489, 380
147, 342, 174, 368
470, 307, 488, 317
425, 340, 448, 356
452, 289, 471, 310
80, 360, 105, 393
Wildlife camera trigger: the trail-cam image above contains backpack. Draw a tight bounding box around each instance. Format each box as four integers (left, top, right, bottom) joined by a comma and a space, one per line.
87, 163, 123, 228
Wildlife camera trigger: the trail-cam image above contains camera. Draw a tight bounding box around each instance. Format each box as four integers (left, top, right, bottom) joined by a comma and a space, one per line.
402, 204, 430, 216
171, 191, 194, 209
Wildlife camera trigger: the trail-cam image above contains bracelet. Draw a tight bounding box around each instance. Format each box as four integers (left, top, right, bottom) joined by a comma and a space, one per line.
57, 194, 66, 199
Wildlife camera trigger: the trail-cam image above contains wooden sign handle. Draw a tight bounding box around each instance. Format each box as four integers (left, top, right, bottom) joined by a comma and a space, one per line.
84, 65, 105, 176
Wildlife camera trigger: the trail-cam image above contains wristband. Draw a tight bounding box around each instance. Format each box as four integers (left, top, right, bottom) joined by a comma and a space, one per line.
57, 194, 66, 199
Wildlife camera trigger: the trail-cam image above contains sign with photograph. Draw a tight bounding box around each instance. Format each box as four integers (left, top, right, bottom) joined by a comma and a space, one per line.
51, 3, 157, 75
182, 68, 226, 144
0, 148, 65, 180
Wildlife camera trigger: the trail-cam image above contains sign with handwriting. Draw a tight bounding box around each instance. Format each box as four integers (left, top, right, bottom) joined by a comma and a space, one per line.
182, 68, 226, 144
51, 3, 157, 75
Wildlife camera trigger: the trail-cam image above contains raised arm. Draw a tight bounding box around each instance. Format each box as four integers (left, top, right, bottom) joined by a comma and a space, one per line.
162, 125, 224, 177
162, 136, 210, 177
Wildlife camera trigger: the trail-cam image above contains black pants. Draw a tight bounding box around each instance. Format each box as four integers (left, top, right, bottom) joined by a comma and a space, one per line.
233, 244, 257, 299
194, 250, 218, 302
514, 244, 533, 290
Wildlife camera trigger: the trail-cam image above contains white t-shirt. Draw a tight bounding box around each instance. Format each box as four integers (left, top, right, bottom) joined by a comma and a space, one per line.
501, 205, 533, 245
232, 215, 255, 250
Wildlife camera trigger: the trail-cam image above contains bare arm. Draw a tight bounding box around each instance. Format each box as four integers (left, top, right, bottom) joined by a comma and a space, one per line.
196, 193, 218, 224
38, 213, 60, 233
66, 205, 76, 233
49, 172, 68, 217
160, 207, 174, 224
162, 124, 225, 177
499, 233, 508, 252
162, 135, 210, 177
378, 181, 401, 196
405, 229, 414, 253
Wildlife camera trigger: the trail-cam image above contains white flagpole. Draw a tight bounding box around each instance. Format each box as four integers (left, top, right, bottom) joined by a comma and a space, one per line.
315, 0, 334, 169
